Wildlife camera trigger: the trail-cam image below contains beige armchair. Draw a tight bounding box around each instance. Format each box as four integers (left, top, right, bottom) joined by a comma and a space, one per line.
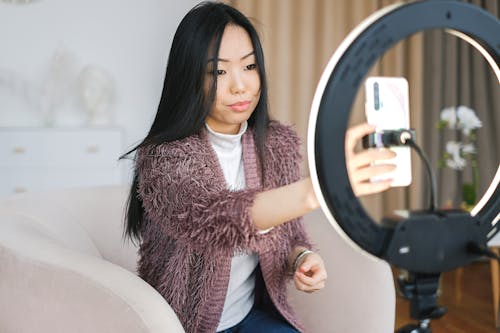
0, 186, 395, 333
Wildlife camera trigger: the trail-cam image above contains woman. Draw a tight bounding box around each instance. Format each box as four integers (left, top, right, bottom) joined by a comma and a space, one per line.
123, 2, 395, 333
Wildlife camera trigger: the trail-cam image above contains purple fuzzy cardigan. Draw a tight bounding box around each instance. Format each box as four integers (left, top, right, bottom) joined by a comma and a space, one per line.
136, 122, 312, 333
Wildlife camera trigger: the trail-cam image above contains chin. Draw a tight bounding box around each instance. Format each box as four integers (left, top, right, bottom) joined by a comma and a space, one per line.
231, 111, 252, 122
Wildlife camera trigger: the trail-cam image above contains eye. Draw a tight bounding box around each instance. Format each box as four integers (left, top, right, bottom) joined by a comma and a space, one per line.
245, 63, 257, 70
207, 68, 226, 76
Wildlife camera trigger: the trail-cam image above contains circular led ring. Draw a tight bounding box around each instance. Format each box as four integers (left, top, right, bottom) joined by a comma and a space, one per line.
308, 0, 499, 260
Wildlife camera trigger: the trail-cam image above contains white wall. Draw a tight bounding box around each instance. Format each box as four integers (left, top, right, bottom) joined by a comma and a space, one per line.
0, 0, 200, 183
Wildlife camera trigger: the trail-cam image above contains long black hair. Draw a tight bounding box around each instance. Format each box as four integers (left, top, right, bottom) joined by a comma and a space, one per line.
121, 1, 270, 244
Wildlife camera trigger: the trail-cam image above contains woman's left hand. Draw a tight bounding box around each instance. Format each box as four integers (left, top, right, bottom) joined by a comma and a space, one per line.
293, 252, 327, 293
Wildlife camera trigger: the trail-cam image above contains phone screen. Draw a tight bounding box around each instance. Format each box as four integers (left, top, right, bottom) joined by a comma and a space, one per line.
364, 76, 412, 187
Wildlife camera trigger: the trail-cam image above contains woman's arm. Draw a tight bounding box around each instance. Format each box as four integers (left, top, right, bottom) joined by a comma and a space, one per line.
250, 178, 318, 231
137, 123, 394, 249
250, 123, 396, 230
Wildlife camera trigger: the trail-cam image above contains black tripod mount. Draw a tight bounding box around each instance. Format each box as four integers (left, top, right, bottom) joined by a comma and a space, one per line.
395, 272, 447, 333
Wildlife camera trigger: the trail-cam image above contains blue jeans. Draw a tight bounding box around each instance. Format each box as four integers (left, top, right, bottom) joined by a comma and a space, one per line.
217, 307, 299, 333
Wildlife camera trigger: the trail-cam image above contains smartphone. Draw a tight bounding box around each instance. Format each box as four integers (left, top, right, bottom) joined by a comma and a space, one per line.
364, 76, 412, 187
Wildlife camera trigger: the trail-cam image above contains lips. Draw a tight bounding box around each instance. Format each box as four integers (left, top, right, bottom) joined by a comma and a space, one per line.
229, 100, 251, 112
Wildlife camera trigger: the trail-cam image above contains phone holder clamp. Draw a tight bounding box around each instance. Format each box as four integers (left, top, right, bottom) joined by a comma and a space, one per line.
362, 129, 416, 149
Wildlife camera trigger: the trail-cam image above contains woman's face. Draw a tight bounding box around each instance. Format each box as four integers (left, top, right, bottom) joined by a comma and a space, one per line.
205, 24, 261, 134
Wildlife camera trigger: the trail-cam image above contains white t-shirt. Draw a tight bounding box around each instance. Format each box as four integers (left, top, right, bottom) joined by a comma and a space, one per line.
206, 122, 259, 331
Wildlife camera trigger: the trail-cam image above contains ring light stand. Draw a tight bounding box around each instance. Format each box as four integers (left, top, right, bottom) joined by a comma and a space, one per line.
307, 1, 499, 332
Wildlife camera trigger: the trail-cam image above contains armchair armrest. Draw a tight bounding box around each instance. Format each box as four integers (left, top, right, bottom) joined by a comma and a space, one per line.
0, 212, 185, 333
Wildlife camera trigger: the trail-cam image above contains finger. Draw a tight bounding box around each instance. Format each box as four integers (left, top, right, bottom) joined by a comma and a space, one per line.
294, 276, 312, 292
296, 252, 319, 272
307, 280, 326, 291
350, 163, 397, 183
297, 255, 324, 275
296, 266, 327, 286
298, 259, 315, 273
296, 273, 327, 288
294, 277, 323, 293
354, 180, 393, 196
348, 149, 396, 170
295, 271, 316, 286
295, 275, 326, 293
345, 123, 376, 154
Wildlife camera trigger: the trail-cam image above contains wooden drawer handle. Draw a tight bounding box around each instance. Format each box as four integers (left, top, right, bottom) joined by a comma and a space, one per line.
13, 147, 26, 154
14, 186, 27, 193
86, 145, 100, 154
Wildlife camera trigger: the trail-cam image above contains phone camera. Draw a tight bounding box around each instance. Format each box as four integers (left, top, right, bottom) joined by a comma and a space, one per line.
374, 82, 380, 110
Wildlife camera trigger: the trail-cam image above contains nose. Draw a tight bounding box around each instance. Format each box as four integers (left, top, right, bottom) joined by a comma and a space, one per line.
230, 72, 246, 95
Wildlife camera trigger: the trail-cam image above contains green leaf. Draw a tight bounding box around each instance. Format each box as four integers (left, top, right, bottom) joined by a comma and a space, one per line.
462, 183, 476, 206
436, 120, 448, 130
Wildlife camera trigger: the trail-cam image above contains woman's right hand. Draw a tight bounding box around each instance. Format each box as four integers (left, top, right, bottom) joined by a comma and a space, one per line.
345, 123, 397, 197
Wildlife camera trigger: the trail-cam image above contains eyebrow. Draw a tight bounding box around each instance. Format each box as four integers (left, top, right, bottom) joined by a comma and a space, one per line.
207, 50, 255, 63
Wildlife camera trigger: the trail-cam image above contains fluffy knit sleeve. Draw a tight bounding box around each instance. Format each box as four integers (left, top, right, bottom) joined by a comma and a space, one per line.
264, 122, 313, 252
136, 139, 262, 253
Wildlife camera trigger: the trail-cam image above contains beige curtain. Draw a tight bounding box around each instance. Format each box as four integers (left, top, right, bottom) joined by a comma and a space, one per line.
229, 0, 425, 220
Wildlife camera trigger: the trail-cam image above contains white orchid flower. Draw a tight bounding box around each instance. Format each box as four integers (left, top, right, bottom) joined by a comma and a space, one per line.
446, 140, 461, 155
462, 143, 476, 155
445, 141, 466, 170
438, 106, 482, 173
440, 106, 457, 129
446, 158, 467, 170
457, 105, 482, 136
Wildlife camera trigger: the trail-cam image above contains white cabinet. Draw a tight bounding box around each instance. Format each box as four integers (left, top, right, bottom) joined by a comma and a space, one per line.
0, 128, 125, 196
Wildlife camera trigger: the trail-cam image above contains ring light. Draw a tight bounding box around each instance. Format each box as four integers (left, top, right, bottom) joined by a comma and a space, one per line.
308, 0, 499, 272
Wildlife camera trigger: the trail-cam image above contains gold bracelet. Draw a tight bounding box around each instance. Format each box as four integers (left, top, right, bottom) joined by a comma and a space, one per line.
293, 249, 313, 272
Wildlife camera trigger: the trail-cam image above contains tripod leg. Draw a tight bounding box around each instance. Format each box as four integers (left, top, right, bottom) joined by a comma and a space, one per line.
395, 323, 419, 333
395, 322, 432, 333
